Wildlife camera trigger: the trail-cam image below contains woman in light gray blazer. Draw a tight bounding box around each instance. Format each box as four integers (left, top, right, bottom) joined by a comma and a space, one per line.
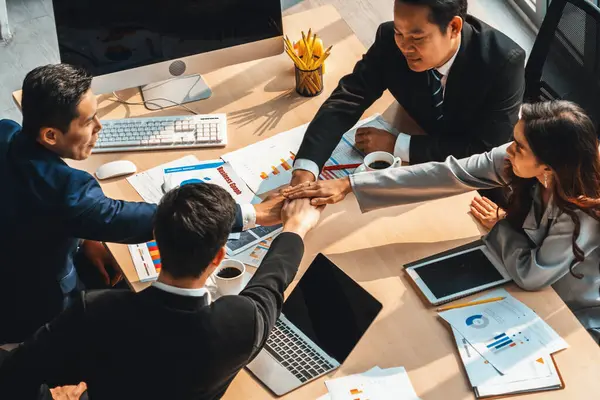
283, 101, 600, 343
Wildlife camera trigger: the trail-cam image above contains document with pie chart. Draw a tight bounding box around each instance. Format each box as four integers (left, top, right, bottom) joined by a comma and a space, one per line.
439, 298, 550, 375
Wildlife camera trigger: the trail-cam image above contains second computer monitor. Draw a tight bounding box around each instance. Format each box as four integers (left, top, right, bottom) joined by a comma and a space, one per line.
52, 0, 283, 103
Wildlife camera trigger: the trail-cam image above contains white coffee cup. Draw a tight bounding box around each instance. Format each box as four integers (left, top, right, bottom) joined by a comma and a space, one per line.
214, 259, 246, 296
363, 151, 401, 172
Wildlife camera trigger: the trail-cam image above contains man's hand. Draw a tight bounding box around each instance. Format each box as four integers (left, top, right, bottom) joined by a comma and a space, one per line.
282, 199, 324, 238
254, 193, 286, 226
355, 127, 396, 154
50, 382, 87, 400
281, 178, 352, 206
81, 240, 122, 287
290, 169, 316, 187
470, 196, 506, 230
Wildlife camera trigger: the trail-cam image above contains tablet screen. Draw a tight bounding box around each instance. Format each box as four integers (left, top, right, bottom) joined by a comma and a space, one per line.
414, 249, 504, 299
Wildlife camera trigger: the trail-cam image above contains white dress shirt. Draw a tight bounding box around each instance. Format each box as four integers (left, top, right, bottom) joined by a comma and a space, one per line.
394, 41, 460, 163
152, 281, 212, 305
239, 203, 257, 231
293, 40, 461, 178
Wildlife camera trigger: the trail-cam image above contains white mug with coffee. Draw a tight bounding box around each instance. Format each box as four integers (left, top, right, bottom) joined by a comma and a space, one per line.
214, 259, 246, 296
363, 151, 401, 172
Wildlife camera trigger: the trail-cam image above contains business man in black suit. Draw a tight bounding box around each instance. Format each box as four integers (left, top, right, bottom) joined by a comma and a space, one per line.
0, 64, 284, 343
0, 184, 322, 400
291, 0, 525, 185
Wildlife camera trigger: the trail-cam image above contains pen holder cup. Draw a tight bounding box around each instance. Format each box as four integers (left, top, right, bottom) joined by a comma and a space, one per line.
294, 64, 324, 97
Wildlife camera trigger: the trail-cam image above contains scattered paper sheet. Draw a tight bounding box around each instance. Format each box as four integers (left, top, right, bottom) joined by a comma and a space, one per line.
127, 155, 200, 204
128, 241, 161, 282
232, 230, 279, 267
226, 224, 282, 256
163, 160, 259, 204
453, 328, 553, 386
325, 366, 420, 400
478, 289, 568, 354
222, 114, 397, 195
453, 327, 562, 397
440, 290, 567, 375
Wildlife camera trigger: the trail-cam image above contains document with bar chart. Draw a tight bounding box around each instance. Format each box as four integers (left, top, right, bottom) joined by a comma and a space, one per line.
221, 114, 396, 195
128, 240, 162, 282
439, 298, 551, 375
452, 327, 562, 397
233, 230, 279, 267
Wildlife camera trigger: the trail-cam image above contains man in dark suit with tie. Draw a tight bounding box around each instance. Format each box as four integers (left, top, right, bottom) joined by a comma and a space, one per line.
0, 64, 283, 344
0, 184, 322, 400
291, 0, 525, 185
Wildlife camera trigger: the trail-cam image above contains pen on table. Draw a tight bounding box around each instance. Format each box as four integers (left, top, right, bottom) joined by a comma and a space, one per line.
322, 163, 362, 171
436, 296, 505, 312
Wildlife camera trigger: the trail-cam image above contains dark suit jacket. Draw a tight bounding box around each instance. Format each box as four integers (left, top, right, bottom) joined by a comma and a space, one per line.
0, 120, 245, 343
0, 232, 304, 400
296, 16, 526, 167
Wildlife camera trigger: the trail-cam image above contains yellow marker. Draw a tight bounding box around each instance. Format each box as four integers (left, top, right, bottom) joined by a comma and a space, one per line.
436, 296, 505, 312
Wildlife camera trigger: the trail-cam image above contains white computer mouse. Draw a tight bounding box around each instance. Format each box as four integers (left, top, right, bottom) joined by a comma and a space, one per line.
95, 160, 137, 180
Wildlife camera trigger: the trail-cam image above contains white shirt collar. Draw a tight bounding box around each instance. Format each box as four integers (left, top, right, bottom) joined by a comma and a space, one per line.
152, 281, 212, 304
436, 37, 461, 77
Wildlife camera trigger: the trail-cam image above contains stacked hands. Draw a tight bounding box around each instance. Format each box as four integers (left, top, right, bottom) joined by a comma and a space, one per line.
282, 177, 353, 206
253, 191, 326, 237
275, 169, 507, 230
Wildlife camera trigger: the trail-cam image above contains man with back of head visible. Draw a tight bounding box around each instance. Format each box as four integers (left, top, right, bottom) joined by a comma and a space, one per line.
291, 0, 525, 186
0, 63, 283, 343
0, 184, 322, 400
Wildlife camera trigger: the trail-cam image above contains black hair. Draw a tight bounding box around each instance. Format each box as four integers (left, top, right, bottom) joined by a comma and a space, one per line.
154, 183, 237, 279
396, 0, 468, 32
21, 64, 93, 138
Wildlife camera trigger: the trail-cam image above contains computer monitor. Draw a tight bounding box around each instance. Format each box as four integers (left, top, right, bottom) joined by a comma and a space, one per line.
52, 0, 283, 109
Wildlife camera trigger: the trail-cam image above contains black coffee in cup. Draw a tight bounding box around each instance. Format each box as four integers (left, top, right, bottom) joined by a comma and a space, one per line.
368, 160, 392, 170
217, 267, 242, 279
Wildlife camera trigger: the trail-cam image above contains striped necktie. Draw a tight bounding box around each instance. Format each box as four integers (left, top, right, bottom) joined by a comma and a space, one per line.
429, 69, 444, 121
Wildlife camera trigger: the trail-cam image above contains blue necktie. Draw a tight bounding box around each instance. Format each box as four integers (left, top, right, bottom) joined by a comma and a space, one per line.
429, 69, 444, 121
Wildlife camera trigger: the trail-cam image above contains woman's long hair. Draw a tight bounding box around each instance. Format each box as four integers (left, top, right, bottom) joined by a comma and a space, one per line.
504, 101, 600, 278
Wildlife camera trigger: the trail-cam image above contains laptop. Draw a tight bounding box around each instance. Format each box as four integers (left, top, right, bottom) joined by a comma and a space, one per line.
247, 253, 383, 396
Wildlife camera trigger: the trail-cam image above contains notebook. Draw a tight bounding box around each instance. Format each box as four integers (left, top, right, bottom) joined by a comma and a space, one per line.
404, 240, 511, 306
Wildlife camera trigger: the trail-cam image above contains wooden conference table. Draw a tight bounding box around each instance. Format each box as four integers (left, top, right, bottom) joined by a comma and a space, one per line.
12, 5, 600, 399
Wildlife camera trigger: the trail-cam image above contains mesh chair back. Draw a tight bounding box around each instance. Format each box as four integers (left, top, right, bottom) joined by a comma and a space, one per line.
525, 0, 600, 129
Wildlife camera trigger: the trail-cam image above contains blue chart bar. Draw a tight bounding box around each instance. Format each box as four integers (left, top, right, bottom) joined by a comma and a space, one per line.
486, 333, 514, 351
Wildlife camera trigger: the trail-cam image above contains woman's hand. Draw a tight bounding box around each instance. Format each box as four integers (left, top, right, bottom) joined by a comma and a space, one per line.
470, 196, 506, 230
281, 178, 352, 206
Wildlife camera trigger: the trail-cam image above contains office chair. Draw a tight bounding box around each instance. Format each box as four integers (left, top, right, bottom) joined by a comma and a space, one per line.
524, 0, 600, 129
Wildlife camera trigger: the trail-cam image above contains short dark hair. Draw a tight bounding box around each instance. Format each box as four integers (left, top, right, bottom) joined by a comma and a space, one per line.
396, 0, 468, 32
154, 183, 237, 279
21, 64, 93, 137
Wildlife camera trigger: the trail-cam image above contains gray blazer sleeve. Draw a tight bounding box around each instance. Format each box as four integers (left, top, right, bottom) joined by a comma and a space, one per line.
349, 143, 511, 213
485, 212, 599, 290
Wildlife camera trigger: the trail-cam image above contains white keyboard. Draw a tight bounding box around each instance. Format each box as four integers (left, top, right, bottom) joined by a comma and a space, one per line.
94, 114, 227, 153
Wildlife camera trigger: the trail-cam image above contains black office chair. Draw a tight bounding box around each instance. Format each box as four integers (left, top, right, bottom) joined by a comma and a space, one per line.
524, 0, 600, 129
